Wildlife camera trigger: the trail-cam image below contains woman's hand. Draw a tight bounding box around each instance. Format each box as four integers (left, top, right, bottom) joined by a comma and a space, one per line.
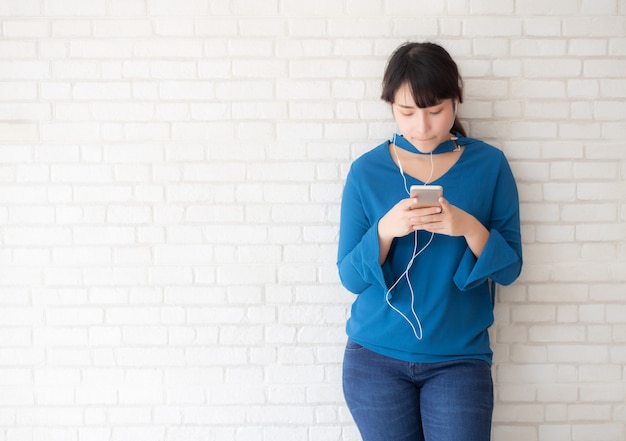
377, 198, 442, 264
380, 198, 443, 239
412, 197, 490, 257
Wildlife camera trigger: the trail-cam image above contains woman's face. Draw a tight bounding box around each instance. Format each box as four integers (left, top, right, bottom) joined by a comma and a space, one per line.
392, 82, 456, 153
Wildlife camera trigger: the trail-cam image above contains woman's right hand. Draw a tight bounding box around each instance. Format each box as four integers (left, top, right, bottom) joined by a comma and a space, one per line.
378, 198, 418, 241
377, 198, 442, 264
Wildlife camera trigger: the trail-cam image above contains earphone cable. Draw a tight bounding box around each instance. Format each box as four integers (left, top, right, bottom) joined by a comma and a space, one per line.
387, 133, 436, 340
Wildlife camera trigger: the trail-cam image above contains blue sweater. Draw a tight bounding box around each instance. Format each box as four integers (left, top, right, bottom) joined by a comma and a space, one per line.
337, 135, 522, 365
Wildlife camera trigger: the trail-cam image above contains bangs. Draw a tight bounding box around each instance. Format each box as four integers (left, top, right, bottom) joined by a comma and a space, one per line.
405, 76, 448, 109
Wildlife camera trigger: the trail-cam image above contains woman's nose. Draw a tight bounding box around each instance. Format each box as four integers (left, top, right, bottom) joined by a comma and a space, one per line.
414, 111, 430, 133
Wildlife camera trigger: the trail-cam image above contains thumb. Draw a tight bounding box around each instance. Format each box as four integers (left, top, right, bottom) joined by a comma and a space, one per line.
438, 196, 450, 210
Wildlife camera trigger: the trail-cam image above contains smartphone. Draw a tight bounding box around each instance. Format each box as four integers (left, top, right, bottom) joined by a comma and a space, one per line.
409, 185, 443, 208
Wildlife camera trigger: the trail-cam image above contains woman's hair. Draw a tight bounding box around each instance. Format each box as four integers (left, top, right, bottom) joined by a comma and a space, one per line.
381, 42, 466, 137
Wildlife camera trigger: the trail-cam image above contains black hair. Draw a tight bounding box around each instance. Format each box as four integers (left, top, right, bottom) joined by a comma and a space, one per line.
381, 42, 466, 137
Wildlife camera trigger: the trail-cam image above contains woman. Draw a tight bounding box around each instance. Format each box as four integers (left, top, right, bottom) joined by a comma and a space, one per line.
337, 42, 523, 441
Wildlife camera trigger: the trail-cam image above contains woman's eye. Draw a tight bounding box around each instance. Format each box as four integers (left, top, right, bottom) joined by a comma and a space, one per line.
429, 110, 443, 115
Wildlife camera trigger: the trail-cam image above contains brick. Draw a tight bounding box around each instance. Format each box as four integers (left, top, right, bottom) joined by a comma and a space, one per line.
194, 18, 237, 37
154, 18, 197, 37
602, 121, 626, 140
276, 39, 331, 58
276, 80, 331, 100
281, 0, 344, 15
537, 385, 579, 403
518, 0, 579, 15
493, 404, 545, 423
470, 0, 515, 14
524, 102, 569, 121
146, 266, 193, 285
238, 18, 286, 37
94, 19, 152, 37
91, 102, 154, 121
572, 423, 624, 441
511, 122, 558, 139
594, 101, 626, 121
327, 18, 391, 37
600, 79, 626, 98
51, 164, 113, 183
562, 202, 617, 222
69, 40, 133, 59
524, 17, 562, 36
149, 0, 210, 15
464, 17, 523, 37
232, 59, 287, 78
50, 19, 91, 36
549, 345, 609, 363
159, 81, 214, 100
569, 39, 608, 56
538, 425, 571, 441
153, 245, 214, 264
45, 0, 106, 15
530, 325, 586, 343
543, 182, 576, 201
584, 59, 626, 77
525, 59, 582, 79
512, 39, 567, 57
511, 79, 566, 98
567, 79, 600, 99
0, 82, 38, 101
577, 182, 625, 201
0, 0, 42, 15
40, 122, 102, 142
134, 38, 203, 58
72, 82, 132, 100
9, 206, 54, 224
579, 384, 624, 402
0, 41, 37, 58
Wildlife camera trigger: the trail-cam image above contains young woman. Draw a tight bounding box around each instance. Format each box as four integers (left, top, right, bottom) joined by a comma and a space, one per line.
337, 42, 523, 441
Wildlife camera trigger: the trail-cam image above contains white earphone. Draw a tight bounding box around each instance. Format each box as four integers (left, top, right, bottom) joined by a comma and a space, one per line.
386, 133, 437, 341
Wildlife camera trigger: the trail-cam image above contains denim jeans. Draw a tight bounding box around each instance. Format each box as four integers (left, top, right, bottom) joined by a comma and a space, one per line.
343, 340, 493, 441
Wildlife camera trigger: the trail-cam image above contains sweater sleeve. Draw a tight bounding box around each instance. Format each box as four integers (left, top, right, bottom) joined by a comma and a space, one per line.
336, 167, 390, 294
453, 152, 523, 291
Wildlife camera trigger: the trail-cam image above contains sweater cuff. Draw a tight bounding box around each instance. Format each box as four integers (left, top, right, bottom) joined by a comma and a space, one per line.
354, 221, 389, 289
453, 229, 520, 291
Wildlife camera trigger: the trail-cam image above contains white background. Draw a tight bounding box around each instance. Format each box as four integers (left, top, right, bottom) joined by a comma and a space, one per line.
0, 0, 625, 440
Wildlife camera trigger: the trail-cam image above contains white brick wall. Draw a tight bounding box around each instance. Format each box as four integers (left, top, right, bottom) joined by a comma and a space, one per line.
0, 1, 624, 440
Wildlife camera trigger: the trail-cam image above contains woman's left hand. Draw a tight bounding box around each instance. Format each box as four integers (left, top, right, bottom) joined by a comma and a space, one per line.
410, 197, 490, 257
410, 197, 469, 236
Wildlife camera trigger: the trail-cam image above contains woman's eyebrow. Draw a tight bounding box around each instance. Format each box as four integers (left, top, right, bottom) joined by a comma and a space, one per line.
396, 102, 444, 110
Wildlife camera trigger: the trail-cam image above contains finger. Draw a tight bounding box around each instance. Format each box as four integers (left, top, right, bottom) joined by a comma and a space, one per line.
411, 205, 442, 215
405, 197, 419, 210
410, 212, 439, 226
413, 223, 439, 232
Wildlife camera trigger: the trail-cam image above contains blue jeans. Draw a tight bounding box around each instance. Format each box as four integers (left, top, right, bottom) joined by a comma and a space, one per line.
343, 340, 493, 441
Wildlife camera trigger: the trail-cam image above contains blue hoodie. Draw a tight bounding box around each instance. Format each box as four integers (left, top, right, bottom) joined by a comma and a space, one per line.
337, 134, 522, 365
